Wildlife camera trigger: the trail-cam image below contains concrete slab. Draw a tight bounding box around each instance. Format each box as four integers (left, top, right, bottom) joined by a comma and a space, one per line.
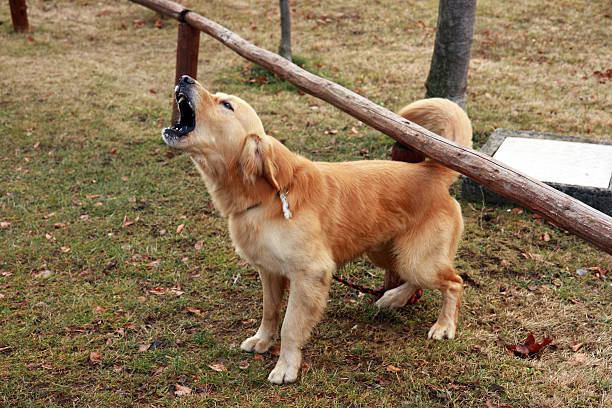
493, 137, 612, 188
461, 129, 612, 216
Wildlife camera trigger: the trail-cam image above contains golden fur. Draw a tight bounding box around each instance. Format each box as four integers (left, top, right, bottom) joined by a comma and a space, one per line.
163, 77, 472, 384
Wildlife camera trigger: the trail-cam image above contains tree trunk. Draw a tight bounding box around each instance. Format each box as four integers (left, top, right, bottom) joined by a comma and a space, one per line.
278, 0, 292, 61
425, 0, 476, 110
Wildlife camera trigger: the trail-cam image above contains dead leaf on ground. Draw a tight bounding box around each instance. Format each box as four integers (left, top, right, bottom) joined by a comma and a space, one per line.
238, 361, 250, 370
386, 365, 401, 372
176, 223, 185, 234
185, 307, 202, 315
194, 240, 204, 250
33, 270, 52, 279
122, 215, 139, 228
89, 351, 103, 364
572, 353, 587, 366
506, 333, 553, 357
569, 342, 583, 352
270, 345, 280, 356
93, 306, 106, 313
138, 343, 151, 352
174, 384, 192, 397
208, 362, 227, 372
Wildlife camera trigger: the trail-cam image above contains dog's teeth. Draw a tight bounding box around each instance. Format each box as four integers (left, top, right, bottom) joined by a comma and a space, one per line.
175, 85, 179, 93
178, 96, 185, 104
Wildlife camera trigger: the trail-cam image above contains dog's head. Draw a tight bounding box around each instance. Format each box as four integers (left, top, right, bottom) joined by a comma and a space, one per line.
162, 75, 295, 194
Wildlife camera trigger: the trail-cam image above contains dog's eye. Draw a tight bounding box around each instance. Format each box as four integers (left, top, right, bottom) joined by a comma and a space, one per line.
221, 101, 234, 111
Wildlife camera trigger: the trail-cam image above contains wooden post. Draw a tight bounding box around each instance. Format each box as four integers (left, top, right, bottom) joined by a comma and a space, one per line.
9, 0, 29, 33
172, 22, 200, 123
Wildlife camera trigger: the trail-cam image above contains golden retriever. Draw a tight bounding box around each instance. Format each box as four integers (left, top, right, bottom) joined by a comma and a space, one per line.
162, 75, 472, 384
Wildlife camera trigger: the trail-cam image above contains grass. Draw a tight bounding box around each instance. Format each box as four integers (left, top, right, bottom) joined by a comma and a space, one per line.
1, 0, 611, 406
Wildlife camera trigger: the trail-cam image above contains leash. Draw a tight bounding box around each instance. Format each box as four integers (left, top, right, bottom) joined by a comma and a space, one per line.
332, 274, 422, 304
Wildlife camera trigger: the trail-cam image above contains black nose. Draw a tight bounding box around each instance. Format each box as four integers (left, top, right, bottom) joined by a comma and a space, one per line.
179, 75, 195, 85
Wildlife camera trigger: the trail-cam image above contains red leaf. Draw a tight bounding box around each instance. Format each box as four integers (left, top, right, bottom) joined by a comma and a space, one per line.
506, 333, 553, 357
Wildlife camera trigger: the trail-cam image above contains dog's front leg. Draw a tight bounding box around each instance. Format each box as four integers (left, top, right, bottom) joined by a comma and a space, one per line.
241, 271, 286, 353
268, 270, 331, 384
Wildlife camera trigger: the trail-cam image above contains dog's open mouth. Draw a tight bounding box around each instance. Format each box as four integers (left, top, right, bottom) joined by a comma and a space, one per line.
162, 91, 196, 144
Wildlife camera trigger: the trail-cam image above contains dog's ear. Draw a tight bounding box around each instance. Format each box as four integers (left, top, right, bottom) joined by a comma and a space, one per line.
238, 133, 294, 191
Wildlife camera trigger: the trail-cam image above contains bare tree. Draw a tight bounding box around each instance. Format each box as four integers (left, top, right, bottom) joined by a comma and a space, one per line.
425, 0, 477, 110
279, 0, 292, 61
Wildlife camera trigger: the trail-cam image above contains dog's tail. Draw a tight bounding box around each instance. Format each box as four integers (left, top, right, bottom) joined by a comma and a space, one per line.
398, 98, 472, 183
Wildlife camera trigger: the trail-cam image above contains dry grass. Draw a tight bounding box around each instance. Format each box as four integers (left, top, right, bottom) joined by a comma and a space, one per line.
0, 0, 611, 407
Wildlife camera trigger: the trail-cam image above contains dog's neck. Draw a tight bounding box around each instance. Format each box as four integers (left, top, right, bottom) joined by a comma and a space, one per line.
191, 154, 279, 218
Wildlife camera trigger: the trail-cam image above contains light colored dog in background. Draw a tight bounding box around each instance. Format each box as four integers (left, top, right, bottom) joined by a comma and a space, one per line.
162, 75, 472, 384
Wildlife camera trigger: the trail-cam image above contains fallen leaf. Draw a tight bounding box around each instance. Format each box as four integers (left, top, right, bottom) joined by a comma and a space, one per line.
34, 270, 52, 279
506, 333, 553, 357
208, 362, 227, 372
60, 246, 71, 253
194, 240, 204, 250
93, 306, 106, 313
174, 384, 192, 397
270, 345, 281, 356
527, 284, 538, 291
89, 351, 103, 364
511, 207, 523, 214
151, 366, 168, 375
170, 288, 185, 296
301, 361, 311, 371
122, 215, 139, 228
176, 223, 185, 234
238, 361, 250, 370
0, 221, 11, 228
138, 343, 151, 352
569, 342, 583, 352
43, 212, 56, 219
53, 222, 66, 229
185, 307, 201, 315
572, 353, 587, 366
386, 365, 401, 372
149, 287, 167, 295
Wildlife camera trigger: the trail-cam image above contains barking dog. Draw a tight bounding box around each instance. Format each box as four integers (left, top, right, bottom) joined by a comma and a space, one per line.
162, 75, 472, 384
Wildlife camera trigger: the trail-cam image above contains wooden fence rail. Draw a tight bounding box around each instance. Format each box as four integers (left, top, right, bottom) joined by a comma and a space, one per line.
130, 0, 612, 255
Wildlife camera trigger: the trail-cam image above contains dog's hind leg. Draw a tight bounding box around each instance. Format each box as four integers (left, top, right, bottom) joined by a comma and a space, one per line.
427, 266, 462, 340
375, 280, 420, 309
268, 269, 331, 384
241, 271, 287, 353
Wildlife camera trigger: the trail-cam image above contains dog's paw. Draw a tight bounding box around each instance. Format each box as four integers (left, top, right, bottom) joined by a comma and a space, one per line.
268, 359, 300, 385
375, 287, 408, 309
240, 335, 273, 353
427, 322, 456, 340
